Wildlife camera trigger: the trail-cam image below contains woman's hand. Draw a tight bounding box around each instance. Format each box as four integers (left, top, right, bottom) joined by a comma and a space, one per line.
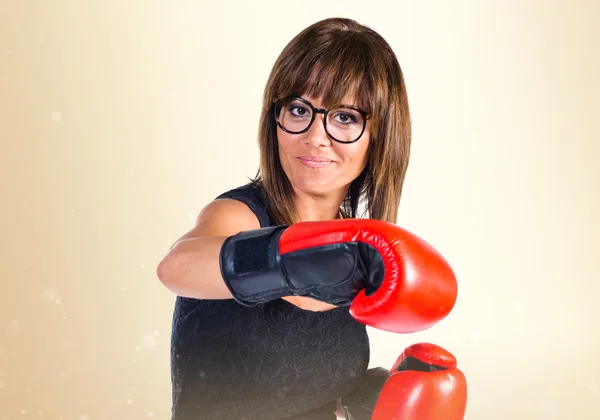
281, 296, 339, 312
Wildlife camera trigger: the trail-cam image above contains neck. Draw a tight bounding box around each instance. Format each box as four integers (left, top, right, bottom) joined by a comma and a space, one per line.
292, 188, 346, 222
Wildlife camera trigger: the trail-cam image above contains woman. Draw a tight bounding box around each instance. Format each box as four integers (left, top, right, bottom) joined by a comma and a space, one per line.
158, 17, 413, 419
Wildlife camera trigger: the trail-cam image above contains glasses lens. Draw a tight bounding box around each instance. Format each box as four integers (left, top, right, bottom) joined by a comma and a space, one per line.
326, 108, 365, 143
276, 98, 313, 133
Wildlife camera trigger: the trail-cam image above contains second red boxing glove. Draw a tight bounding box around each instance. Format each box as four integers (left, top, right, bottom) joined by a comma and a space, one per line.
372, 343, 468, 420
220, 218, 457, 333
340, 343, 468, 419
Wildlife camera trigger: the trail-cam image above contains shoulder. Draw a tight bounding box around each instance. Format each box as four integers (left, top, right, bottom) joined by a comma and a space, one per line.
167, 187, 263, 248
197, 196, 261, 231
215, 182, 267, 205
170, 182, 271, 245
213, 182, 271, 227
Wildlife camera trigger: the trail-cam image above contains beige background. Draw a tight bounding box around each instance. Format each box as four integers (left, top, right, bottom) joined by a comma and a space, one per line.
1, 1, 599, 419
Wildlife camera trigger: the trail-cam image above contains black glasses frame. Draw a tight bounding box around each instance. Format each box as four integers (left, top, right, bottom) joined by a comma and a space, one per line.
272, 96, 371, 144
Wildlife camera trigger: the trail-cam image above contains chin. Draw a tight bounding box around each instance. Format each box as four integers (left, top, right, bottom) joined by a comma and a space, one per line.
292, 177, 341, 197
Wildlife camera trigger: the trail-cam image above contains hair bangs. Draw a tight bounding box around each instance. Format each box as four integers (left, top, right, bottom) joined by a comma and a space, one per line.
274, 37, 379, 115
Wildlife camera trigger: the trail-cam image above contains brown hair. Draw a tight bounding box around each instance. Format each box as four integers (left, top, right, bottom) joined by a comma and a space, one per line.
250, 17, 411, 225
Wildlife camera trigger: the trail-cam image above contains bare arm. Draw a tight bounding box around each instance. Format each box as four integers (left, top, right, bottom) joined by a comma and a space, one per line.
157, 197, 338, 311
156, 198, 261, 299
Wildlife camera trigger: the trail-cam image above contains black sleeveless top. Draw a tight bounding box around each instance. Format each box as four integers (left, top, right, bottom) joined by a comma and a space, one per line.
170, 183, 371, 420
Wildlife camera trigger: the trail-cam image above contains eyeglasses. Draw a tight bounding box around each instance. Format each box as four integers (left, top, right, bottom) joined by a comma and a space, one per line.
273, 96, 371, 144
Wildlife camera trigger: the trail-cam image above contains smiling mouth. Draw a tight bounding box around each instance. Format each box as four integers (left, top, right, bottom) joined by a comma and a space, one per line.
297, 157, 334, 168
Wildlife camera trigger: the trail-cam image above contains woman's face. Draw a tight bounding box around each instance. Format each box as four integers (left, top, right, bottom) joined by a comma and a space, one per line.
276, 94, 370, 198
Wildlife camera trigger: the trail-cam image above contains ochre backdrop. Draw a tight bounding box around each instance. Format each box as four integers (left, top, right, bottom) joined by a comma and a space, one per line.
1, 1, 599, 419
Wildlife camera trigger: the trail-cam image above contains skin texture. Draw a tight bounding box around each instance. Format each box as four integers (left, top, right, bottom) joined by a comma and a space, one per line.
277, 94, 371, 312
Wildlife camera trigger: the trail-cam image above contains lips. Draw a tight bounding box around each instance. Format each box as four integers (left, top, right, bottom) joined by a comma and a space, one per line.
297, 156, 334, 168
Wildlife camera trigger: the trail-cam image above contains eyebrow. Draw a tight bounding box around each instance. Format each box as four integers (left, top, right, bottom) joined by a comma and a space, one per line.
300, 96, 363, 110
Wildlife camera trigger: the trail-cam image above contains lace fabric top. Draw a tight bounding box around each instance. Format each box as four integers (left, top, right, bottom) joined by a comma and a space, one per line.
169, 183, 370, 420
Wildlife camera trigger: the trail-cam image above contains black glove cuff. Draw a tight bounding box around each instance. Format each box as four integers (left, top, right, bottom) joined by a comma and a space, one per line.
219, 226, 289, 306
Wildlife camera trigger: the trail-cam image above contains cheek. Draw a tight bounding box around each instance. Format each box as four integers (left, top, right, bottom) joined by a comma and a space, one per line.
278, 130, 300, 150
358, 142, 370, 166
342, 140, 370, 169
276, 133, 294, 160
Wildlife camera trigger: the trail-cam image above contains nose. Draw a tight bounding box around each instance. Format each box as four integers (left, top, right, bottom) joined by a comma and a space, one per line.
304, 114, 331, 147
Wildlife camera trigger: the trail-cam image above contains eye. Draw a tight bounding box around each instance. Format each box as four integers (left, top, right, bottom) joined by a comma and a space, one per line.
287, 103, 311, 118
331, 110, 359, 125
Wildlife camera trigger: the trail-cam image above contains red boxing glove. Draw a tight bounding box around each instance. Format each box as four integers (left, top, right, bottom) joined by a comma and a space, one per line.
372, 343, 468, 420
279, 219, 458, 333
